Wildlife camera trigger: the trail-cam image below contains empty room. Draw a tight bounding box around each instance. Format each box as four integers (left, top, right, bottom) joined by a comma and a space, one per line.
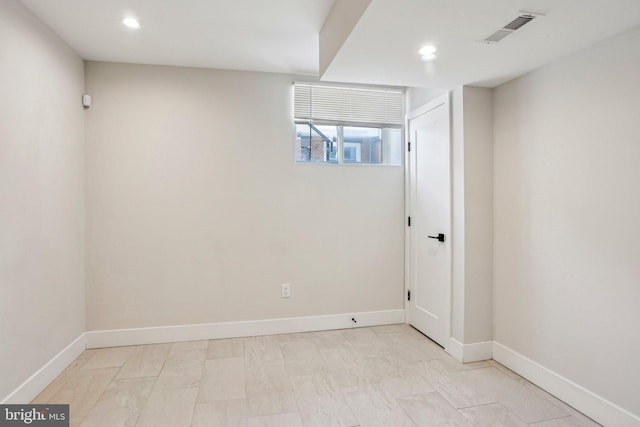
1, 0, 639, 426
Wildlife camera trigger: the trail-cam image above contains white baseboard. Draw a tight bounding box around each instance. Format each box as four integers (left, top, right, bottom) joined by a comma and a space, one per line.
446, 338, 464, 361
1, 333, 86, 404
2, 311, 403, 404
86, 309, 405, 349
493, 341, 640, 427
447, 338, 493, 363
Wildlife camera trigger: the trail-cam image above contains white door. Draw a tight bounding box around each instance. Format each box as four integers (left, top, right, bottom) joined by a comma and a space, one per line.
407, 94, 451, 347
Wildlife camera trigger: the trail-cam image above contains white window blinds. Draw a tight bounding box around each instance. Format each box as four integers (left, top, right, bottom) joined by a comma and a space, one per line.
294, 82, 404, 127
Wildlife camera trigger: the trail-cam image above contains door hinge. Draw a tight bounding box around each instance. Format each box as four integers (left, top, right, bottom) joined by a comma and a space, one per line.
408, 216, 411, 227
408, 141, 411, 152
407, 290, 411, 301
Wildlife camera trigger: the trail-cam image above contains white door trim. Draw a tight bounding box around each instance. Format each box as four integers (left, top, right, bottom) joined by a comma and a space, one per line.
404, 92, 452, 347
406, 94, 449, 121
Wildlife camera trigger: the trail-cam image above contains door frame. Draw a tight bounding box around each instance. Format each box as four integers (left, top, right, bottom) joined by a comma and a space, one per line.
404, 92, 452, 347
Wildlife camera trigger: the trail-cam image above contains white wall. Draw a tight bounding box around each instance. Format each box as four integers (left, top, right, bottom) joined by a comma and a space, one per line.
0, 0, 85, 401
461, 87, 493, 344
450, 86, 494, 346
494, 27, 640, 419
451, 87, 465, 342
84, 62, 405, 331
406, 87, 447, 113
319, 0, 371, 76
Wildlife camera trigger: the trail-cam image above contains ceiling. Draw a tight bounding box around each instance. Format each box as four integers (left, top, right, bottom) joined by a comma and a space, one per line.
321, 0, 640, 88
18, 0, 336, 76
19, 0, 640, 89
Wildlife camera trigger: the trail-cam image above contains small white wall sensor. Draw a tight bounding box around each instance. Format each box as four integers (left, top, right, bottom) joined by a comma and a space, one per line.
82, 94, 92, 108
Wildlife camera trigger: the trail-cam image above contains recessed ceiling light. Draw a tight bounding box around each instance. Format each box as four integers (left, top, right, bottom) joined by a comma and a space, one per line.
418, 45, 437, 56
418, 45, 437, 62
122, 17, 140, 29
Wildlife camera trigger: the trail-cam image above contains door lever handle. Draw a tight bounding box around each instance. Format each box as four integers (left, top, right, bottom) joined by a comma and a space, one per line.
428, 233, 446, 242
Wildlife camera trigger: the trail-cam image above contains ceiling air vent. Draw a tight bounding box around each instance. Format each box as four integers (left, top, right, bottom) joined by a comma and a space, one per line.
482, 11, 543, 44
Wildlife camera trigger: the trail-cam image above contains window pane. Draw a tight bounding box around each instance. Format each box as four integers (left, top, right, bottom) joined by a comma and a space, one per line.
295, 123, 338, 163
342, 126, 402, 165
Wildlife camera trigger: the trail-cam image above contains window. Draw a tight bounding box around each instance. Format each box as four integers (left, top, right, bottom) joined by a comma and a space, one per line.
294, 83, 404, 165
343, 145, 358, 162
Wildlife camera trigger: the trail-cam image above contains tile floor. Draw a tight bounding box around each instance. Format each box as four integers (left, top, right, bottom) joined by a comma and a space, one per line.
32, 324, 600, 427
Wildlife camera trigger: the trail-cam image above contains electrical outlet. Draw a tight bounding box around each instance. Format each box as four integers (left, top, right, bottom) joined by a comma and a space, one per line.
281, 283, 291, 298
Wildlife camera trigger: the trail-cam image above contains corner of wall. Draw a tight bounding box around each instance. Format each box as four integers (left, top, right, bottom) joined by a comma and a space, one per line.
450, 85, 494, 346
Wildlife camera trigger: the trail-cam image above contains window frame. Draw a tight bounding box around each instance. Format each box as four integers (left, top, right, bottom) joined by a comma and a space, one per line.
293, 121, 403, 166
293, 81, 405, 167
